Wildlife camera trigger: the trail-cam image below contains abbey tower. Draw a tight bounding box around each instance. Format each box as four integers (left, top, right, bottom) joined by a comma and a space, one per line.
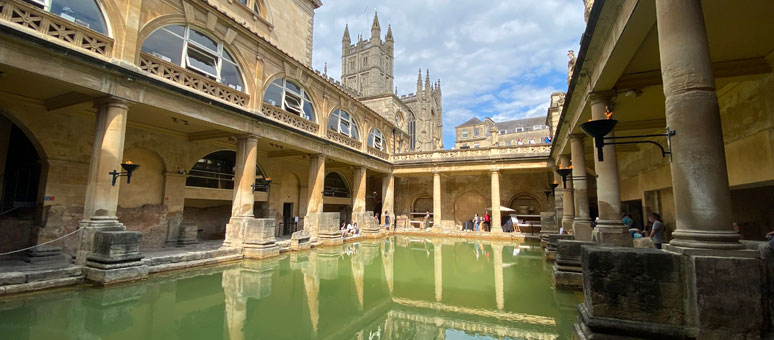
341, 13, 444, 152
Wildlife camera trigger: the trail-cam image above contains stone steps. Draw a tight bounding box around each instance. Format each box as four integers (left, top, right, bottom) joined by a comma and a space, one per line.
0, 266, 83, 296
146, 248, 243, 274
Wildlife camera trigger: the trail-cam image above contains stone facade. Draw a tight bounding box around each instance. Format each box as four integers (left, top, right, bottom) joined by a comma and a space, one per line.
454, 116, 551, 150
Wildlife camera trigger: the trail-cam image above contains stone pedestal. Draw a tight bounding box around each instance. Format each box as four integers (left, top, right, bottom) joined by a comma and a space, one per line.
84, 230, 148, 285
545, 234, 574, 261
572, 220, 593, 242
361, 212, 381, 237
552, 240, 593, 290
591, 224, 632, 247
177, 223, 198, 246
540, 212, 559, 248
575, 246, 767, 339
290, 230, 311, 251
25, 245, 65, 264
317, 212, 343, 246
395, 215, 409, 230
242, 218, 279, 259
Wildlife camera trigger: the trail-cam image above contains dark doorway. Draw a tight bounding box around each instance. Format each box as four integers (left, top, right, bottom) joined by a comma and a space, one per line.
1, 124, 41, 214
282, 202, 294, 236
622, 199, 644, 230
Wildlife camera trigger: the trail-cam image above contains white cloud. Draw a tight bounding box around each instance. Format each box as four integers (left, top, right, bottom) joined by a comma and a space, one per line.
312, 0, 585, 148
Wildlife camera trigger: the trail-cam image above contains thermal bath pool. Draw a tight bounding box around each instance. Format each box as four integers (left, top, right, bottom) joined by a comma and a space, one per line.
0, 236, 582, 339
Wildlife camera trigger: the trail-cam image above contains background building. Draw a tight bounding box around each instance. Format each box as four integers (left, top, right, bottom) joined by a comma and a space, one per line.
454, 117, 551, 149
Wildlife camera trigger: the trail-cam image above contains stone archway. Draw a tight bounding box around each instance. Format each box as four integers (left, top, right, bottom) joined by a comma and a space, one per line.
453, 190, 487, 226
508, 193, 542, 215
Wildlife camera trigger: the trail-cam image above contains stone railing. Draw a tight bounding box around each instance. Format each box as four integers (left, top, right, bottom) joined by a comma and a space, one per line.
0, 0, 113, 57
139, 52, 249, 107
326, 129, 362, 150
368, 146, 389, 160
261, 103, 319, 135
391, 145, 550, 163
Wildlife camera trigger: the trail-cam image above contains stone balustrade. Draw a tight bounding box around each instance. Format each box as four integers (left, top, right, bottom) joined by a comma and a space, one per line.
0, 0, 113, 57
368, 146, 389, 160
261, 103, 319, 135
391, 145, 550, 163
140, 52, 249, 107
326, 129, 362, 150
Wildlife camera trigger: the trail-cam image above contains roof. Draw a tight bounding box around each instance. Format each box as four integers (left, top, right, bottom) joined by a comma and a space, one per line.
456, 118, 482, 128
495, 117, 547, 131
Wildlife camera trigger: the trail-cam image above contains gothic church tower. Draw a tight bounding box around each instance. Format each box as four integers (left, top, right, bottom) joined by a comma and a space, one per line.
341, 13, 394, 97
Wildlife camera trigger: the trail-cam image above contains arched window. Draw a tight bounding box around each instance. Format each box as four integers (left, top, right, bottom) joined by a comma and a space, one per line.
263, 78, 316, 122
368, 128, 385, 151
323, 172, 349, 198
186, 151, 268, 191
407, 113, 416, 150
28, 0, 108, 35
141, 25, 244, 91
327, 109, 359, 139
395, 112, 404, 129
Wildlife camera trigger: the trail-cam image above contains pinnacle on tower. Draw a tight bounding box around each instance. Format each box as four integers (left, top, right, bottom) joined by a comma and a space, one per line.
342, 24, 351, 42
425, 69, 431, 88
417, 68, 423, 92
386, 24, 393, 42
371, 11, 381, 40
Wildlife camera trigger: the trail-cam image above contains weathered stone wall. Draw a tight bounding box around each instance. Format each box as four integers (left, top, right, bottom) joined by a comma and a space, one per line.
182, 205, 231, 241
116, 204, 168, 250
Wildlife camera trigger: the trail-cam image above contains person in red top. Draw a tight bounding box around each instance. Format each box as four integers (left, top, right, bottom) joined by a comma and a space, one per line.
483, 212, 491, 232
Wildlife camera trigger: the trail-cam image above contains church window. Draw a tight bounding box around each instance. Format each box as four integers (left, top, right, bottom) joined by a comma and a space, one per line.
408, 113, 416, 150
142, 25, 244, 91
27, 0, 108, 35
262, 78, 316, 121
369, 128, 384, 151
327, 109, 359, 140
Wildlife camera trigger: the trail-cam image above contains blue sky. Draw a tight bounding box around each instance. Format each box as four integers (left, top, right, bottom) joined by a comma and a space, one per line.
311, 0, 586, 149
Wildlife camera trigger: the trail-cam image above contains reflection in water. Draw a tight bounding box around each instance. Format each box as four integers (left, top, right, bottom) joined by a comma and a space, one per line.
0, 237, 582, 340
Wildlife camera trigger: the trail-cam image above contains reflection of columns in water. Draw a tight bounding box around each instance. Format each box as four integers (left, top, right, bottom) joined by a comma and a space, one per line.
302, 252, 320, 335
433, 171, 442, 230
222, 261, 278, 340
381, 240, 394, 294
353, 166, 367, 215
433, 240, 443, 302
317, 248, 340, 280
492, 243, 504, 311
351, 248, 365, 311
490, 170, 503, 233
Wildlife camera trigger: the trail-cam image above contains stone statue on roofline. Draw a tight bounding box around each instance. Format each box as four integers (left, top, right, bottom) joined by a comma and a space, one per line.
568, 50, 576, 85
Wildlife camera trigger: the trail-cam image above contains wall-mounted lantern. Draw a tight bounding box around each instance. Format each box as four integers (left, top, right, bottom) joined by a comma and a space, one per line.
580, 108, 675, 161
110, 162, 140, 186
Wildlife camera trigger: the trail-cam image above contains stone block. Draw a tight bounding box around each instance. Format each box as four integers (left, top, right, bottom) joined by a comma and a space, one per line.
290, 230, 311, 251
553, 240, 593, 290
241, 218, 279, 259
581, 247, 684, 326
88, 231, 143, 264
25, 245, 65, 264
545, 234, 574, 261
633, 237, 655, 248
572, 220, 593, 241
540, 212, 557, 232
85, 265, 149, 285
26, 267, 82, 282
0, 272, 26, 285
556, 240, 594, 265
177, 223, 198, 246
592, 225, 633, 247
318, 212, 343, 245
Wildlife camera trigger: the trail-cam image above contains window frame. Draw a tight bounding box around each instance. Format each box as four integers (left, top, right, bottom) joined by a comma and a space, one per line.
29, 0, 109, 35
263, 78, 317, 122
369, 128, 385, 151
328, 109, 359, 139
462, 130, 468, 139
515, 127, 525, 133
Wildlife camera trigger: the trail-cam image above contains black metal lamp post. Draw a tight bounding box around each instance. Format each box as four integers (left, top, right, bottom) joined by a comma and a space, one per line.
580, 119, 675, 162
110, 162, 140, 186
556, 168, 572, 188
251, 177, 272, 192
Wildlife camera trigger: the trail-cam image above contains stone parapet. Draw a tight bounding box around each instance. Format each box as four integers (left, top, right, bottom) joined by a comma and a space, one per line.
552, 240, 593, 290
545, 234, 574, 261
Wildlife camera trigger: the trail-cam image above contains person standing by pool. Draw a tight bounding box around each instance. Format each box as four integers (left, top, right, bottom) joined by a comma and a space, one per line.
483, 212, 491, 232
473, 213, 480, 231
424, 210, 431, 230
648, 213, 665, 249
384, 211, 391, 231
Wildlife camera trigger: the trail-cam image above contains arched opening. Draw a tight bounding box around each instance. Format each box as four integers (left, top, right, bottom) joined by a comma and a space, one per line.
453, 191, 487, 226
508, 193, 542, 215
368, 128, 385, 151
278, 172, 300, 236
0, 115, 43, 258
323, 172, 350, 226
323, 172, 349, 198
407, 112, 416, 151
263, 78, 316, 122
29, 0, 109, 35
186, 151, 267, 190
327, 109, 360, 140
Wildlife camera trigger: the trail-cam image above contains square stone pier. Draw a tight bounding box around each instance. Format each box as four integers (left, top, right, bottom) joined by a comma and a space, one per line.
552, 239, 593, 290
242, 218, 279, 259
317, 212, 344, 246
544, 234, 574, 261
84, 230, 149, 285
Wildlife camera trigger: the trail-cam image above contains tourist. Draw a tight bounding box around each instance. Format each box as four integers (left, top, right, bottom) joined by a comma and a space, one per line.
529, 138, 536, 145
622, 213, 633, 228
648, 213, 664, 249
353, 222, 360, 235
384, 211, 391, 230
473, 213, 480, 231
424, 210, 431, 229
517, 139, 524, 146
483, 212, 491, 232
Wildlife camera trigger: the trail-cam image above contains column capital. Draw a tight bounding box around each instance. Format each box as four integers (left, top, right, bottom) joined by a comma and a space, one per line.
489, 169, 500, 174
432, 170, 442, 176
558, 154, 572, 165
236, 134, 259, 142
569, 133, 587, 142
587, 90, 616, 105
94, 96, 133, 110
309, 153, 326, 161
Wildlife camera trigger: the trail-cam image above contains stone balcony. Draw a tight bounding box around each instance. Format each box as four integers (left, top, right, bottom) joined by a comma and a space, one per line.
391, 145, 550, 164
261, 103, 319, 135
0, 0, 113, 57
327, 129, 362, 150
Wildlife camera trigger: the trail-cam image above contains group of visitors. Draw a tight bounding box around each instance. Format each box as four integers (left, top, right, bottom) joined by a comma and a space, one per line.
340, 221, 359, 237
470, 212, 491, 231
623, 212, 665, 249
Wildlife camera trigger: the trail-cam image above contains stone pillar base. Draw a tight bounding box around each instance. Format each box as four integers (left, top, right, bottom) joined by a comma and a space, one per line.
76, 217, 126, 265
576, 246, 770, 339
360, 213, 381, 236
25, 245, 65, 264
572, 219, 593, 241
561, 217, 574, 234
552, 240, 593, 290
177, 223, 198, 246
592, 223, 632, 247
544, 234, 574, 261
318, 212, 343, 246
243, 218, 279, 259
84, 230, 148, 285
290, 230, 311, 251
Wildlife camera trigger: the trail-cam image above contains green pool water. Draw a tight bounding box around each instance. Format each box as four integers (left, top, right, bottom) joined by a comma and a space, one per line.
0, 237, 582, 340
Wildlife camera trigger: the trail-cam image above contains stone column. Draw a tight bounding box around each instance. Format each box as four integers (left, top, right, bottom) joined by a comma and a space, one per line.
305, 154, 326, 239
492, 243, 504, 310
490, 170, 503, 233
656, 0, 741, 250
433, 171, 442, 231
553, 167, 564, 227
588, 91, 631, 246
569, 134, 592, 240
559, 155, 575, 234
223, 135, 258, 248
77, 97, 131, 265
382, 171, 395, 220
352, 166, 367, 226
